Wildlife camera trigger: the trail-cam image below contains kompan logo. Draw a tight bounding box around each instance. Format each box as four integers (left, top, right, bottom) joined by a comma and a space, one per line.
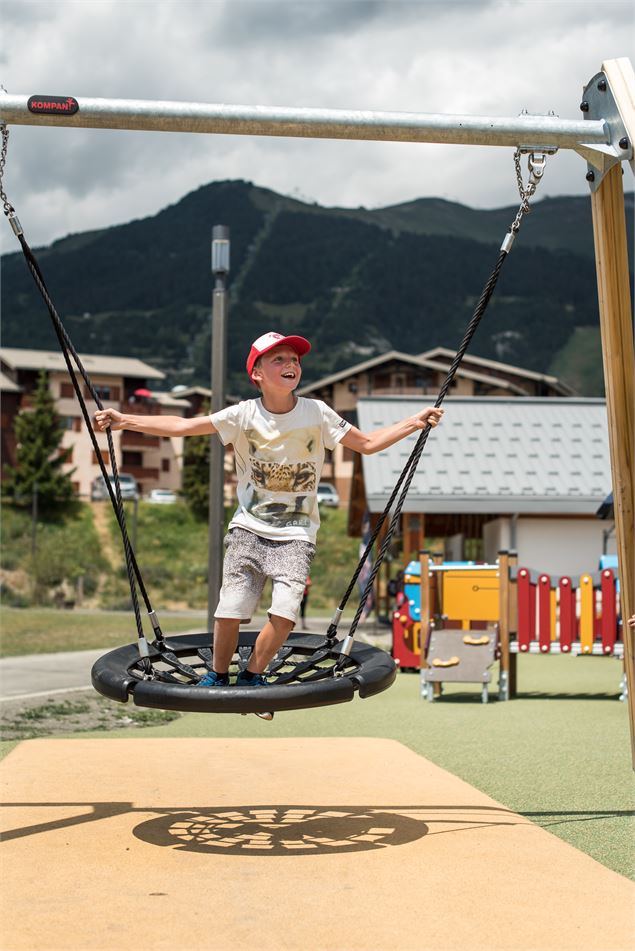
28, 96, 79, 116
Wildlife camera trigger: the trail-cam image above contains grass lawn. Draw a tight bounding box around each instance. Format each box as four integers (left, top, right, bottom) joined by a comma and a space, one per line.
1, 499, 362, 615
0, 607, 208, 656
8, 650, 631, 880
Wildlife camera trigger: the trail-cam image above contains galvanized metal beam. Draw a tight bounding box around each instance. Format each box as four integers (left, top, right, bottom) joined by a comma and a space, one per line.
0, 92, 612, 153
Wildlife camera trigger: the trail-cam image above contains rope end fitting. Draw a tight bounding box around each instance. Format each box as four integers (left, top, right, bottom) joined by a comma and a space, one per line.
500, 231, 516, 254
325, 607, 343, 645
8, 212, 23, 237
137, 637, 151, 658
148, 609, 165, 644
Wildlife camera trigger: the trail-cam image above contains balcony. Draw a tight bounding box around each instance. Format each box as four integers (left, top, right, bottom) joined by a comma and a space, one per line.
121, 431, 161, 449
121, 465, 160, 482
370, 385, 439, 396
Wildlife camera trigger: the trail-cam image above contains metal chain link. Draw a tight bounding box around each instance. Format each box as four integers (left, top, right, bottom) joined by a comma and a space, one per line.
511, 149, 546, 233
0, 123, 16, 217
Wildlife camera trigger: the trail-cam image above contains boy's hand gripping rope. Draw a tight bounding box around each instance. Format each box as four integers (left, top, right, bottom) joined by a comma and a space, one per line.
329, 150, 548, 669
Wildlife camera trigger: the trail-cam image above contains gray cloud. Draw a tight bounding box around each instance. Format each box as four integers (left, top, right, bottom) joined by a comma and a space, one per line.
213, 0, 392, 44
1, 0, 632, 249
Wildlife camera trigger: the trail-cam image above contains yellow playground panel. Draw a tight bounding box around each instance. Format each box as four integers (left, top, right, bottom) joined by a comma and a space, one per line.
441, 567, 500, 627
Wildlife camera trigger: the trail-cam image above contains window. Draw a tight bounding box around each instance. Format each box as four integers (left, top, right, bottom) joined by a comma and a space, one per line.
92, 449, 109, 465
85, 384, 119, 401
161, 458, 170, 472
62, 416, 81, 432
122, 451, 142, 467
60, 382, 74, 398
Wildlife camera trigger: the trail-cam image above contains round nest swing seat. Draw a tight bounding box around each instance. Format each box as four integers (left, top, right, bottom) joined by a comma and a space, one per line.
91, 631, 397, 714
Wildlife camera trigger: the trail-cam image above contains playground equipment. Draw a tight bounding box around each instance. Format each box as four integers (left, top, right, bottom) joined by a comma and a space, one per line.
0, 58, 632, 760
392, 550, 625, 702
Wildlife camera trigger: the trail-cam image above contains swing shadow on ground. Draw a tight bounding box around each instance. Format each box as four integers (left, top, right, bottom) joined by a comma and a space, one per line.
0, 800, 528, 855
3, 800, 629, 855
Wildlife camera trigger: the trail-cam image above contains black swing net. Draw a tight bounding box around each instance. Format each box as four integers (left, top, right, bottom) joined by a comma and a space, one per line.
0, 123, 547, 715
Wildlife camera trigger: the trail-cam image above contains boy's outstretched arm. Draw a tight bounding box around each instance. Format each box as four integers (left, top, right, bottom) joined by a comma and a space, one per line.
341, 406, 444, 456
94, 407, 216, 437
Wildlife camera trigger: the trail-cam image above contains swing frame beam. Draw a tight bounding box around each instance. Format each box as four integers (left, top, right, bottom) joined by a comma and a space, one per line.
1, 57, 633, 765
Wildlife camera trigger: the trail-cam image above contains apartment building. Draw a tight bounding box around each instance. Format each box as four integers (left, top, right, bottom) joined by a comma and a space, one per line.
0, 348, 190, 499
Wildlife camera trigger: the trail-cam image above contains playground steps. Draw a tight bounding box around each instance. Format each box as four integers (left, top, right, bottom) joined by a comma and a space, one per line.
392, 553, 625, 700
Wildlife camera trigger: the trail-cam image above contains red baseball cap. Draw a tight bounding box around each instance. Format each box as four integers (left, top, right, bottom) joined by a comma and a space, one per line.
246, 331, 311, 377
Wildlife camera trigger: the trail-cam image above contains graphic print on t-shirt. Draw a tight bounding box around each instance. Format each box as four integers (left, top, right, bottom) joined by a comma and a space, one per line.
243, 425, 320, 528
248, 489, 311, 528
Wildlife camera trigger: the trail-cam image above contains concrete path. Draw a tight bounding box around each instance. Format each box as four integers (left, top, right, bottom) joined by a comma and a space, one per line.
0, 647, 105, 701
2, 737, 634, 951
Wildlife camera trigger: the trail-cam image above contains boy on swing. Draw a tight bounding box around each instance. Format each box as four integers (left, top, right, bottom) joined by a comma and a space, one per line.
95, 331, 443, 691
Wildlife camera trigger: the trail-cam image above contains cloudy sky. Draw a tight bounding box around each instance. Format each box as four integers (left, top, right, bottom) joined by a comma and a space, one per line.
1, 0, 632, 248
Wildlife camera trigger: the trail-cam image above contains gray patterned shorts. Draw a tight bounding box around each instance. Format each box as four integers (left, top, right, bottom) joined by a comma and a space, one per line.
214, 528, 316, 623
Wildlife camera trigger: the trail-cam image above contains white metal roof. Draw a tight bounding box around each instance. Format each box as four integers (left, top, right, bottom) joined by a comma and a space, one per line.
0, 347, 165, 380
357, 396, 611, 515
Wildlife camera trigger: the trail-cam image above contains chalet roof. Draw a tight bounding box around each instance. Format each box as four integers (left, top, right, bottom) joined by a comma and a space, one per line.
150, 391, 192, 410
418, 346, 573, 394
357, 396, 610, 515
0, 370, 21, 392
169, 386, 240, 405
171, 386, 211, 397
298, 349, 529, 396
0, 348, 165, 381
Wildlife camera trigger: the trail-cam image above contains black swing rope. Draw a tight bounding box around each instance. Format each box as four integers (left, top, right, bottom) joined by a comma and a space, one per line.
0, 119, 546, 682
328, 149, 547, 665
0, 124, 161, 671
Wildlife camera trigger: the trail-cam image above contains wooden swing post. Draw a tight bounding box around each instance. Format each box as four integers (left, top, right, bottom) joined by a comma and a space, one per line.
590, 58, 635, 767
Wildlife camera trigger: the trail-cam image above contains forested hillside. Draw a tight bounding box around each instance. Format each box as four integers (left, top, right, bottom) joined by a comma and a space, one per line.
2, 180, 632, 397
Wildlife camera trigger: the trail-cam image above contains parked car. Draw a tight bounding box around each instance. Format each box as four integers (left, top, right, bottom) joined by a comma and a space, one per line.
90, 473, 139, 501
317, 482, 340, 507
147, 488, 177, 505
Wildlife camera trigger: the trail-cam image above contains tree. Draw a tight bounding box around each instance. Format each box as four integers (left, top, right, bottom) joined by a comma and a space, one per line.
3, 370, 75, 510
181, 431, 210, 519
181, 397, 212, 519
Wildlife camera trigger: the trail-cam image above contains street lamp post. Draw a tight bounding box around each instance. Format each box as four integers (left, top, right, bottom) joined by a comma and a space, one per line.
207, 225, 230, 635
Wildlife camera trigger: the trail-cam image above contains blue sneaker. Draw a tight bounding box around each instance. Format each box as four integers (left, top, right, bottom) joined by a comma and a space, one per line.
236, 670, 267, 687
235, 670, 273, 720
197, 671, 229, 687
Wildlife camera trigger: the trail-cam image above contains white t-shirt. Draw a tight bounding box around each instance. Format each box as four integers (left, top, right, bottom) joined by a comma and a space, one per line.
210, 397, 351, 543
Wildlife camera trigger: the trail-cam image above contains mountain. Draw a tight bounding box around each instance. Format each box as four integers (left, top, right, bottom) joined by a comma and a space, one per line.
1, 180, 632, 397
